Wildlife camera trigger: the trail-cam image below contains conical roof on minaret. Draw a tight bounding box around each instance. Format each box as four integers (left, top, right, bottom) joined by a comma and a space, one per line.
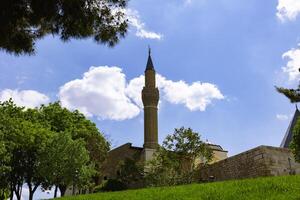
146, 47, 155, 71
280, 106, 300, 148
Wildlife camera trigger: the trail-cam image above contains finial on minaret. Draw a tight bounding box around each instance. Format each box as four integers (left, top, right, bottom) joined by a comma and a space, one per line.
146, 46, 154, 71
148, 45, 151, 56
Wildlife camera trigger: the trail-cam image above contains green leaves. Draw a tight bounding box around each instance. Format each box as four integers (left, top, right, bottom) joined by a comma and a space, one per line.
0, 0, 128, 55
276, 84, 300, 163
146, 127, 212, 187
276, 86, 300, 103
0, 99, 109, 199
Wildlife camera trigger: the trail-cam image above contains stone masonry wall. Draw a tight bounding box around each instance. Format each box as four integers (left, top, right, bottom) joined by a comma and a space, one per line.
199, 146, 300, 181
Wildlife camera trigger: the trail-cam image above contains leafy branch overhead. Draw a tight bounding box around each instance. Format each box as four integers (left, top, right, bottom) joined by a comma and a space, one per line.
0, 0, 128, 55
276, 86, 300, 103
276, 69, 300, 163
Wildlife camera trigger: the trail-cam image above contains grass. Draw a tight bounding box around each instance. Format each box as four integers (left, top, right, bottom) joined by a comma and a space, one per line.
58, 175, 300, 200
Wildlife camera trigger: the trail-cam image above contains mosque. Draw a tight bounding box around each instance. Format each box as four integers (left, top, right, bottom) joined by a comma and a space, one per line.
101, 50, 228, 182
102, 49, 300, 183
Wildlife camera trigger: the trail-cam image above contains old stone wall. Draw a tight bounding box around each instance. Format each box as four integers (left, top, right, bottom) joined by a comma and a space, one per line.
199, 145, 300, 181
102, 143, 143, 181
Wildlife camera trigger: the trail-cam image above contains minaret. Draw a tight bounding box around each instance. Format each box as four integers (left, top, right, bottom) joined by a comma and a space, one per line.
142, 48, 159, 152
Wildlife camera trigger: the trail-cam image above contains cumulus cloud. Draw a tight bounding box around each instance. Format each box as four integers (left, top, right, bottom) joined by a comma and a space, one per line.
281, 46, 300, 81
125, 9, 163, 40
277, 0, 300, 22
59, 66, 224, 121
276, 114, 289, 121
127, 74, 224, 112
59, 66, 140, 121
0, 89, 49, 108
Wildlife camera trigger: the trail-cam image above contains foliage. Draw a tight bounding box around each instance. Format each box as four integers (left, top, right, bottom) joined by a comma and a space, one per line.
0, 0, 128, 55
39, 102, 110, 185
0, 129, 10, 200
40, 132, 93, 196
291, 119, 300, 162
276, 86, 300, 103
117, 157, 144, 188
58, 175, 300, 200
0, 100, 109, 199
276, 84, 300, 162
100, 179, 127, 192
145, 127, 212, 187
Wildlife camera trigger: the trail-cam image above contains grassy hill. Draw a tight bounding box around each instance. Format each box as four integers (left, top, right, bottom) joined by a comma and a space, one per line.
58, 175, 300, 200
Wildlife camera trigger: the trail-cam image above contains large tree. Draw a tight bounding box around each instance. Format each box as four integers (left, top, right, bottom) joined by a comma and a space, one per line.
40, 132, 92, 197
0, 0, 128, 55
38, 102, 110, 195
0, 100, 109, 199
146, 127, 212, 186
39, 102, 110, 177
0, 100, 54, 200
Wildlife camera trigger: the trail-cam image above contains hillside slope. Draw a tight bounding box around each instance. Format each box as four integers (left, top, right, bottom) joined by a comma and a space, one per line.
59, 175, 300, 200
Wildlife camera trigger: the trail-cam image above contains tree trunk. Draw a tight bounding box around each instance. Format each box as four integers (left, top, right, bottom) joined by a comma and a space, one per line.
59, 185, 67, 197
14, 184, 22, 200
28, 191, 34, 200
28, 184, 39, 200
28, 184, 33, 200
14, 190, 21, 200
9, 184, 13, 200
54, 185, 58, 198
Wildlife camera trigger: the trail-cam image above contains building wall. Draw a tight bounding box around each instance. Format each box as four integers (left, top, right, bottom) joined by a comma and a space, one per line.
102, 143, 143, 180
210, 150, 228, 163
199, 146, 300, 181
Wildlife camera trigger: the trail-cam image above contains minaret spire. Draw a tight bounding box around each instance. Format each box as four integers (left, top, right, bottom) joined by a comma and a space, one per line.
142, 48, 159, 150
146, 46, 154, 71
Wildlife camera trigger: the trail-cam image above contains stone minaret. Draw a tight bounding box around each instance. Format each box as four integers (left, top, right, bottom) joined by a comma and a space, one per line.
142, 48, 159, 154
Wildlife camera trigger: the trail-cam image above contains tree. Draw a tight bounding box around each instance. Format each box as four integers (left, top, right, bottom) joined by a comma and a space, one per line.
16, 121, 53, 200
276, 83, 300, 162
40, 132, 92, 197
0, 100, 26, 200
39, 102, 110, 184
117, 157, 144, 188
0, 0, 128, 55
0, 131, 10, 200
38, 102, 109, 195
145, 127, 212, 186
0, 100, 109, 198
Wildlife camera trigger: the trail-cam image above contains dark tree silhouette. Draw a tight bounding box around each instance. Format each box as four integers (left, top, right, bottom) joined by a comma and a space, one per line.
0, 0, 128, 55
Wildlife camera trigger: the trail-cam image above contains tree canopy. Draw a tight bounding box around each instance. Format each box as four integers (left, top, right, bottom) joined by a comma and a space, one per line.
0, 0, 128, 55
0, 100, 109, 200
145, 127, 212, 187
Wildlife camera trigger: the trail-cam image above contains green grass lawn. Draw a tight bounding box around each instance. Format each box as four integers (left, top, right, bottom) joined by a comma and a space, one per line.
58, 175, 300, 200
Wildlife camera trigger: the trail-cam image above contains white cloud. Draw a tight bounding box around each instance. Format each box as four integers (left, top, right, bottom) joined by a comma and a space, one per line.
282, 46, 300, 81
59, 66, 224, 121
125, 9, 163, 40
59, 66, 140, 121
0, 89, 49, 108
277, 0, 300, 22
127, 74, 224, 112
160, 77, 224, 111
276, 114, 289, 121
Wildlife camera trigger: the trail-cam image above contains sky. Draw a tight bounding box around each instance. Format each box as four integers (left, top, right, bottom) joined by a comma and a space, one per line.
2, 0, 300, 171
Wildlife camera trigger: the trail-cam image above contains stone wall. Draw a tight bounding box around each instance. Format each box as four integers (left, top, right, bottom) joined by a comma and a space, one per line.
102, 143, 143, 180
199, 145, 300, 181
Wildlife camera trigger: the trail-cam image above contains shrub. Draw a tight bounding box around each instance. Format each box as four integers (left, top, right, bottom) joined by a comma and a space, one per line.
101, 179, 127, 192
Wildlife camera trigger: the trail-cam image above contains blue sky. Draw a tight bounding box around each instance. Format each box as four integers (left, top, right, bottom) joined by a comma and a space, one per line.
2, 0, 300, 164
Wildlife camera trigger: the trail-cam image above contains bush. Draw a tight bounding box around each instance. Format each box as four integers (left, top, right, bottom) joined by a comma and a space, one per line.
101, 179, 127, 192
